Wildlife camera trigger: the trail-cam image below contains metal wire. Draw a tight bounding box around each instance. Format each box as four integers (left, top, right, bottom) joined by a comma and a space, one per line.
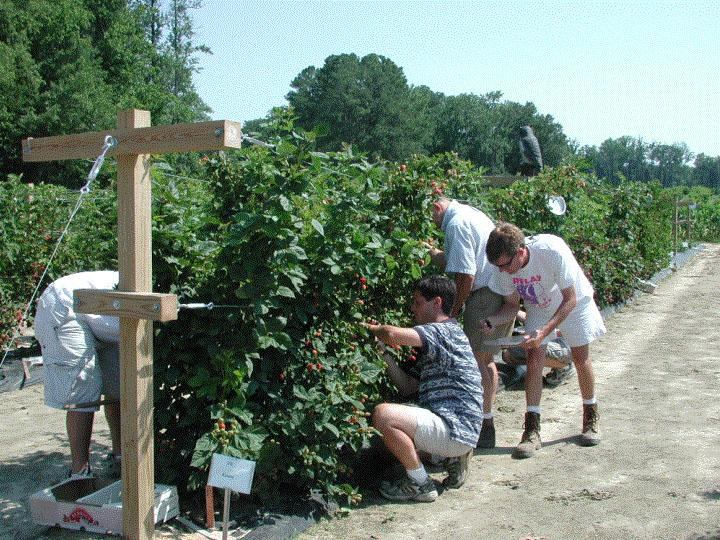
0, 136, 117, 370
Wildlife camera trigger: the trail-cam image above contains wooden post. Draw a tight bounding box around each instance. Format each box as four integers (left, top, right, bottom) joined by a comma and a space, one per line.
22, 109, 243, 539
673, 197, 678, 257
116, 109, 155, 539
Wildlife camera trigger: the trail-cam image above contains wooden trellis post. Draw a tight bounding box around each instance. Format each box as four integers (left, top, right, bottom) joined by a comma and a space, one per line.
22, 109, 242, 539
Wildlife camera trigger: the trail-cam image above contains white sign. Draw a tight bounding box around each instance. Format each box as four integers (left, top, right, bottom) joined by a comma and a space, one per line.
207, 454, 256, 494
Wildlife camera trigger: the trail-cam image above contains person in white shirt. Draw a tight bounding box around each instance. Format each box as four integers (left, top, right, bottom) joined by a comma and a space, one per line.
35, 271, 121, 479
482, 223, 605, 458
425, 198, 514, 449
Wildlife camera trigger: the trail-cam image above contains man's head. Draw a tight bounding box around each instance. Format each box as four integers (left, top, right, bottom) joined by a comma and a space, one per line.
412, 276, 455, 324
431, 197, 451, 227
486, 222, 527, 274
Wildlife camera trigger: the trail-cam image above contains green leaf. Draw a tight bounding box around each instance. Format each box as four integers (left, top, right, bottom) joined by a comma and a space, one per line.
293, 385, 310, 400
276, 286, 295, 298
311, 219, 324, 236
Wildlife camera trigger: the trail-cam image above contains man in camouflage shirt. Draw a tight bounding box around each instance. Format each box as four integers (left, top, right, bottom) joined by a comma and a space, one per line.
364, 276, 484, 502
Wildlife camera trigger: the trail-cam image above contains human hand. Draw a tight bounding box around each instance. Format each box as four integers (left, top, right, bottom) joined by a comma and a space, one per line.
521, 329, 545, 350
480, 318, 494, 336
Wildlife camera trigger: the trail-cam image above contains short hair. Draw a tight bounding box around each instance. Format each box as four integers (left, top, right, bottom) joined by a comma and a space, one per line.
415, 276, 456, 316
486, 222, 526, 264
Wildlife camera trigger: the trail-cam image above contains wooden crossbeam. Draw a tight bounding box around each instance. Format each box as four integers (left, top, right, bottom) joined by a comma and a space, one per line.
73, 290, 178, 322
21, 119, 242, 162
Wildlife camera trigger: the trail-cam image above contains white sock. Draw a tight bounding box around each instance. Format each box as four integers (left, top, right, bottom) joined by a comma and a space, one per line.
527, 405, 541, 414
483, 412, 494, 420
407, 465, 429, 485
583, 397, 597, 405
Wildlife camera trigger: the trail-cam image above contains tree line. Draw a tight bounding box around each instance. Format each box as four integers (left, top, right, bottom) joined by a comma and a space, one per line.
1, 4, 718, 191
0, 0, 209, 187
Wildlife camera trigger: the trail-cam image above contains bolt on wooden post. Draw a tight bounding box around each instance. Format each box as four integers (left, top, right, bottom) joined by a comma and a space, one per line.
22, 109, 243, 539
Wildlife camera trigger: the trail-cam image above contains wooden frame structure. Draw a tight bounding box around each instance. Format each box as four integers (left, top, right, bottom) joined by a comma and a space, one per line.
22, 109, 243, 539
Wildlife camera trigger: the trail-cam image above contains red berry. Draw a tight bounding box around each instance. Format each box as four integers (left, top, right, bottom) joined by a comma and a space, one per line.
312, 349, 318, 358
359, 277, 367, 284
307, 363, 315, 371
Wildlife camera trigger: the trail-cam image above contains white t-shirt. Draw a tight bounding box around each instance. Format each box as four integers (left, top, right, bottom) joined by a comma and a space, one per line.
442, 201, 495, 290
40, 271, 120, 343
488, 234, 594, 317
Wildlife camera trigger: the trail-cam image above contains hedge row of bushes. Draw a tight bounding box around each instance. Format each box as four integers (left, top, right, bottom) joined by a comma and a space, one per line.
1, 112, 716, 505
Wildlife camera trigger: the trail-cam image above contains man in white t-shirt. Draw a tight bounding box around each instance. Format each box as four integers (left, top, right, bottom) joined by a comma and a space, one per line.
425, 198, 514, 449
35, 271, 121, 478
482, 223, 605, 458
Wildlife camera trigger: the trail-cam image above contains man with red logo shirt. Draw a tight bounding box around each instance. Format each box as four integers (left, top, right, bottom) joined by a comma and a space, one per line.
483, 223, 605, 458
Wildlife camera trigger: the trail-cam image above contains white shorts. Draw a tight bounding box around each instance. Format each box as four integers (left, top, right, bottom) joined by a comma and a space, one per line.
36, 292, 119, 412
526, 297, 606, 348
412, 407, 474, 458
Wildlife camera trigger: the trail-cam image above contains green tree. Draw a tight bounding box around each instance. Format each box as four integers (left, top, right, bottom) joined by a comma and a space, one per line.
0, 0, 211, 186
648, 142, 693, 187
692, 153, 720, 191
583, 136, 653, 184
287, 53, 429, 160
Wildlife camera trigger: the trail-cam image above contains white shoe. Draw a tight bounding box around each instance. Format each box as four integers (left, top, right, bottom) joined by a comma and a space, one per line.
68, 465, 94, 480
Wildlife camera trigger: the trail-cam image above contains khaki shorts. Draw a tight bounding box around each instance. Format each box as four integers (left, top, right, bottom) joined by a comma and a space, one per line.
36, 293, 119, 412
412, 407, 475, 458
463, 287, 515, 354
505, 339, 572, 366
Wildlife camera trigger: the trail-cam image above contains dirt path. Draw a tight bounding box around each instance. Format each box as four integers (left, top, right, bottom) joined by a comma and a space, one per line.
1, 246, 719, 539
301, 244, 720, 540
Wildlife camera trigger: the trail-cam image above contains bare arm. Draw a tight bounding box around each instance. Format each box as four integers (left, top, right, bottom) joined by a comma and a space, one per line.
382, 353, 419, 397
422, 241, 446, 269
523, 286, 576, 349
480, 293, 521, 335
362, 323, 423, 348
451, 272, 475, 319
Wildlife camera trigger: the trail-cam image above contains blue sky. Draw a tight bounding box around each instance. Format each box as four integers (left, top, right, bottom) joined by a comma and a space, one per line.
191, 0, 720, 156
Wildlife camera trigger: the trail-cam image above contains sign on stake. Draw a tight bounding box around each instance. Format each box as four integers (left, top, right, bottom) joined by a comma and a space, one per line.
207, 454, 256, 540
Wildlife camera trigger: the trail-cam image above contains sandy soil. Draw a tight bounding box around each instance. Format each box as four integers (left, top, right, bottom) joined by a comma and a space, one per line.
2, 245, 719, 539
300, 244, 720, 540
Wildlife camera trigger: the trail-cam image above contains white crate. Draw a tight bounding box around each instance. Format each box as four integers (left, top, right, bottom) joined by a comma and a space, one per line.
29, 477, 179, 536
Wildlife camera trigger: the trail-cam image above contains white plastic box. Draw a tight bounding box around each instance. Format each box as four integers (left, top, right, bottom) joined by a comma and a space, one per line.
29, 477, 179, 536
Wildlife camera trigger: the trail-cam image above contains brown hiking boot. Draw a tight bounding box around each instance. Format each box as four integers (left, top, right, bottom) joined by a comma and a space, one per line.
512, 411, 541, 459
581, 403, 601, 446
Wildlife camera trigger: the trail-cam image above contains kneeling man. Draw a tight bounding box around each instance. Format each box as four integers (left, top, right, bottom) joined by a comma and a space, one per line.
365, 276, 483, 502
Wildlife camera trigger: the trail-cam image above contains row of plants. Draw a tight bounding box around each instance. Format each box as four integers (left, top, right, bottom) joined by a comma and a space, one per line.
1, 111, 718, 506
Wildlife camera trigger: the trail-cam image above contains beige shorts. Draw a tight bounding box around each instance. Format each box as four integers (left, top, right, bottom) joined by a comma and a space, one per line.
463, 287, 515, 354
412, 407, 474, 458
36, 295, 119, 412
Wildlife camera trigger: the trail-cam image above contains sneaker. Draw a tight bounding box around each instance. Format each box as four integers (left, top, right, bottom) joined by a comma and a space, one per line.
104, 453, 122, 478
580, 403, 601, 446
512, 412, 542, 459
476, 418, 496, 449
68, 464, 94, 481
543, 363, 575, 388
379, 476, 438, 502
443, 450, 472, 489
